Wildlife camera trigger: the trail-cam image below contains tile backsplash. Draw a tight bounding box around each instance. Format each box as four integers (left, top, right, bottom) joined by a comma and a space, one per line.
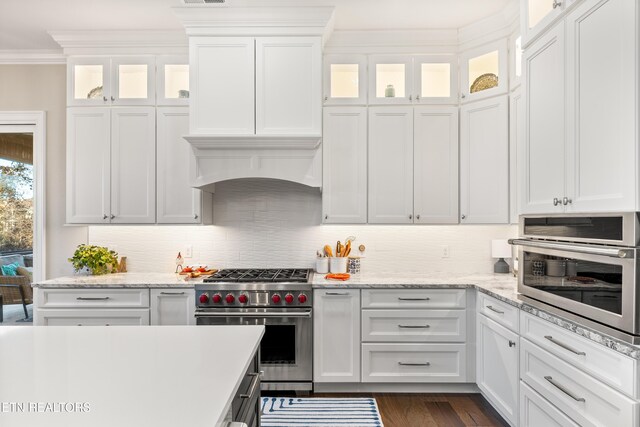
89, 179, 517, 274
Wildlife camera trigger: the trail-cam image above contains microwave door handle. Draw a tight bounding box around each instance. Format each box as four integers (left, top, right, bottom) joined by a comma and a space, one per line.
508, 239, 634, 259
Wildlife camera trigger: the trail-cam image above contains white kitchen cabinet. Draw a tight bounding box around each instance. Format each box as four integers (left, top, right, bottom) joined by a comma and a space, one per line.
564, 0, 637, 213
521, 23, 566, 214
368, 107, 414, 224
323, 54, 367, 105
322, 107, 367, 224
66, 107, 111, 224
413, 106, 459, 224
313, 289, 361, 383
477, 314, 519, 426
150, 289, 195, 325
368, 55, 414, 105
460, 95, 509, 224
460, 40, 509, 103
413, 55, 458, 105
157, 107, 208, 224
110, 107, 156, 224
521, 0, 569, 47
189, 36, 255, 135
66, 107, 156, 224
256, 37, 322, 136
67, 56, 155, 107
520, 381, 580, 427
35, 309, 150, 326
156, 55, 189, 106
509, 88, 524, 224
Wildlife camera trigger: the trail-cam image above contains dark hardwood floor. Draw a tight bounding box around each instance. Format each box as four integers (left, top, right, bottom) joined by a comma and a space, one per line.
265, 392, 509, 427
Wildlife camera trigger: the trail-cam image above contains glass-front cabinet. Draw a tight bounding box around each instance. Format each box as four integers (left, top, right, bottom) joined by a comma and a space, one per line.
368, 55, 413, 104
521, 0, 573, 46
68, 56, 156, 106
460, 40, 508, 102
157, 56, 190, 106
323, 54, 367, 105
509, 34, 523, 89
413, 55, 457, 104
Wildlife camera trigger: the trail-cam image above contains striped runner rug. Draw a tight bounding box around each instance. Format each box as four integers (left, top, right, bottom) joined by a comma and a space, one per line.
261, 397, 384, 427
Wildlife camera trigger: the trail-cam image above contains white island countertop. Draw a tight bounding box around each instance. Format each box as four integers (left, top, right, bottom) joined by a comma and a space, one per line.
0, 325, 264, 427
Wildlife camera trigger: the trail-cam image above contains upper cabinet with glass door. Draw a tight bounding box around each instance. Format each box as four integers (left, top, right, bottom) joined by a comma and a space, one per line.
460, 40, 508, 103
509, 34, 524, 90
324, 54, 367, 105
521, 0, 577, 47
67, 56, 156, 107
157, 56, 189, 106
368, 55, 413, 104
413, 55, 458, 105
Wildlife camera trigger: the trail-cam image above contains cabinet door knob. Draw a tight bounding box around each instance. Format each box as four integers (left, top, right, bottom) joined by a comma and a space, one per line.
110, 214, 115, 219
461, 214, 466, 220
324, 214, 328, 220
409, 214, 413, 220
563, 197, 572, 206
324, 96, 328, 102
553, 0, 562, 9
194, 214, 199, 219
103, 214, 108, 220
509, 340, 516, 348
409, 95, 413, 101
553, 197, 561, 206
416, 214, 420, 220
102, 96, 108, 102
416, 95, 420, 101
461, 94, 466, 99
110, 96, 115, 102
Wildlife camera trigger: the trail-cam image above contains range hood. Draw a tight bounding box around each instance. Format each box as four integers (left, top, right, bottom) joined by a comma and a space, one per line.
173, 6, 335, 189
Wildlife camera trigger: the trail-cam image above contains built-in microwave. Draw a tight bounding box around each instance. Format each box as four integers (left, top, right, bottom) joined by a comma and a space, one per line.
511, 213, 640, 342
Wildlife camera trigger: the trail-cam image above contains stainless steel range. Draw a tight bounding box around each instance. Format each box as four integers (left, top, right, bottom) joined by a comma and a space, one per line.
195, 268, 313, 391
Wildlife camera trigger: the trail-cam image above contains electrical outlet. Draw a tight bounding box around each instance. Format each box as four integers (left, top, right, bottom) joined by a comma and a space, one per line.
184, 245, 193, 258
442, 246, 450, 258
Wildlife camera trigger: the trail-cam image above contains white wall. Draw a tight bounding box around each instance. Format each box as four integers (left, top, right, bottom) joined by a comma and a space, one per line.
89, 179, 516, 274
0, 65, 88, 279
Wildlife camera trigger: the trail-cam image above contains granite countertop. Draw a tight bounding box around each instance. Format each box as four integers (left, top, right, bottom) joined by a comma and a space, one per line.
0, 325, 264, 427
312, 272, 523, 307
33, 273, 201, 288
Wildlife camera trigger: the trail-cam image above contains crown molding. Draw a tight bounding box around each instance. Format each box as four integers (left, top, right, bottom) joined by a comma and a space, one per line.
458, 1, 520, 52
0, 50, 65, 64
172, 6, 335, 42
48, 30, 188, 56
324, 29, 459, 55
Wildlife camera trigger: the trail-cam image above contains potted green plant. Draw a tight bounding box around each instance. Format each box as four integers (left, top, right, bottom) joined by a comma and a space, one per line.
68, 244, 119, 275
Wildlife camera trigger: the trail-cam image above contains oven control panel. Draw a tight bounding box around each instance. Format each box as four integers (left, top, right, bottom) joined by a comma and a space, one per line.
196, 289, 312, 308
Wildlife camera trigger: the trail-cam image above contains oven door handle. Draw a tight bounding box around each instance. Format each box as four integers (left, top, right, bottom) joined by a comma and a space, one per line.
509, 239, 634, 259
195, 310, 312, 318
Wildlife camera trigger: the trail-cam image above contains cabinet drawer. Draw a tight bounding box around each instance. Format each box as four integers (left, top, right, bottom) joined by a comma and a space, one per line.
36, 309, 150, 326
477, 292, 519, 332
520, 339, 639, 427
362, 343, 467, 383
37, 289, 150, 309
362, 289, 466, 309
520, 381, 580, 427
362, 309, 466, 342
521, 311, 638, 398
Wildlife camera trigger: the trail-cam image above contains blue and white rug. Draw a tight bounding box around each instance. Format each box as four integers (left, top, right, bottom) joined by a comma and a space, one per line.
261, 397, 384, 427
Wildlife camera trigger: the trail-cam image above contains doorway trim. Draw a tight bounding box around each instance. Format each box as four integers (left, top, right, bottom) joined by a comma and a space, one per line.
0, 111, 46, 282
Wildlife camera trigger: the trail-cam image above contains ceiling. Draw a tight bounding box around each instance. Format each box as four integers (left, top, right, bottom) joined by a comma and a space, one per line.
0, 0, 515, 51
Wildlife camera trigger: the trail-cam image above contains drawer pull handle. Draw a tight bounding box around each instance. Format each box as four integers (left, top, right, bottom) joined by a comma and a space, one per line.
160, 292, 185, 295
544, 376, 585, 402
398, 324, 430, 329
325, 292, 350, 296
398, 297, 431, 301
76, 297, 110, 301
486, 305, 504, 314
239, 372, 262, 398
398, 362, 431, 366
509, 340, 516, 347
544, 335, 586, 356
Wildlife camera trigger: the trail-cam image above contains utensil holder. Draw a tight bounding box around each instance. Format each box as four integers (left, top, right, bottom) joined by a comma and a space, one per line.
329, 257, 348, 273
347, 257, 361, 274
315, 257, 329, 274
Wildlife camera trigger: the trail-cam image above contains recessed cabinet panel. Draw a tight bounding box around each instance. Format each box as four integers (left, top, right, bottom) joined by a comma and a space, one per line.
460, 96, 509, 224
157, 107, 202, 224
565, 0, 637, 212
521, 23, 565, 214
256, 37, 321, 135
413, 107, 459, 224
110, 107, 156, 224
368, 107, 414, 223
322, 107, 367, 224
66, 108, 111, 224
190, 37, 255, 135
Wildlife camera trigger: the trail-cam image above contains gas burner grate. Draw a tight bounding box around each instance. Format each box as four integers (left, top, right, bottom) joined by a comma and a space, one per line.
203, 268, 311, 283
